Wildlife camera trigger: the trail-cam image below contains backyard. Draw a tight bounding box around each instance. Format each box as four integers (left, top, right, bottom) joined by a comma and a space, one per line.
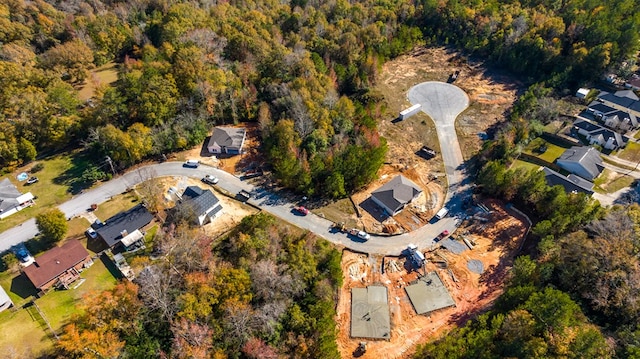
523, 137, 570, 164
0, 248, 118, 357
616, 141, 640, 162
593, 168, 636, 194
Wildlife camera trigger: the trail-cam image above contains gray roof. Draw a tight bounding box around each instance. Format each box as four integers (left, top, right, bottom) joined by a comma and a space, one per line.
599, 92, 638, 109
588, 102, 617, 114
182, 186, 220, 216
96, 204, 153, 247
0, 179, 22, 213
405, 272, 456, 315
574, 119, 601, 132
615, 90, 639, 100
351, 286, 390, 339
208, 127, 246, 149
542, 167, 594, 195
557, 146, 604, 179
371, 175, 422, 213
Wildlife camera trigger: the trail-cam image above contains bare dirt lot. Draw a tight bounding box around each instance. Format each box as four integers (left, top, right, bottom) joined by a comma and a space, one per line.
376, 47, 522, 161
335, 199, 529, 358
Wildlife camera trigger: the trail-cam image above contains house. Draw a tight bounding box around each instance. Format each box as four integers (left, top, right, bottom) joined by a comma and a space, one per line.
597, 90, 640, 118
96, 204, 153, 250
587, 101, 639, 131
207, 127, 246, 155
179, 186, 223, 226
23, 240, 92, 292
371, 175, 422, 216
0, 285, 13, 312
556, 146, 604, 181
542, 167, 594, 196
0, 178, 34, 220
576, 88, 590, 99
573, 119, 628, 150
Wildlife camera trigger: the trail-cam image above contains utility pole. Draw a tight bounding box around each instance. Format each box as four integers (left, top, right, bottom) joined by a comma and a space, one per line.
105, 156, 115, 175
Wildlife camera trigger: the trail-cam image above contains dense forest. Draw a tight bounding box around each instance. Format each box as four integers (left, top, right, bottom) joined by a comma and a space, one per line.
2, 0, 639, 195
55, 213, 343, 358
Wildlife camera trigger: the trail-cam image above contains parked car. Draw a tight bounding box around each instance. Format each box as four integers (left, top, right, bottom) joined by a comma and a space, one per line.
357, 231, 371, 240
294, 206, 309, 216
184, 159, 200, 168
26, 176, 39, 185
12, 244, 34, 267
202, 175, 219, 185
86, 227, 98, 239
435, 230, 450, 242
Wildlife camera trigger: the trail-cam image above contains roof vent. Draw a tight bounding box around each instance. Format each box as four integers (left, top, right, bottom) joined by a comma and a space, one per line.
55, 260, 60, 264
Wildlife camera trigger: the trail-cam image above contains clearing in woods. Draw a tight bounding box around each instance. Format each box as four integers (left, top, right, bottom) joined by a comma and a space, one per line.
332, 47, 521, 236
335, 200, 529, 358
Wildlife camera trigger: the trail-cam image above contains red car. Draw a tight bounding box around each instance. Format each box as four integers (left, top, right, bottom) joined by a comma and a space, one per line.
295, 206, 309, 215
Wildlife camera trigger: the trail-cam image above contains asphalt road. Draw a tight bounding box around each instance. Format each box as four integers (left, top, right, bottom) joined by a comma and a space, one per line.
0, 82, 471, 256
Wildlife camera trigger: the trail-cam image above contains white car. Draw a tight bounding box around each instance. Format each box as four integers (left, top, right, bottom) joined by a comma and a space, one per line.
357, 231, 371, 240
202, 175, 219, 185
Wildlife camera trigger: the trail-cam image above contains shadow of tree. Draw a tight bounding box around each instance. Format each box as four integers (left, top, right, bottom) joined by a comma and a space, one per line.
52, 151, 97, 195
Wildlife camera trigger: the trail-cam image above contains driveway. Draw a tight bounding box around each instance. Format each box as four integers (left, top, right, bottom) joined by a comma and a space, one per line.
0, 82, 472, 256
408, 81, 470, 211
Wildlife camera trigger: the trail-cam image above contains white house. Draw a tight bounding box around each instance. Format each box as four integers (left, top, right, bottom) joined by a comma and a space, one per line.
180, 186, 223, 226
0, 285, 13, 312
207, 127, 246, 155
573, 119, 627, 150
0, 179, 34, 220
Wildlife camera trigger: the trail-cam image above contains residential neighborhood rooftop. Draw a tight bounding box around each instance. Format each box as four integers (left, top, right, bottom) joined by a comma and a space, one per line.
23, 240, 89, 290
181, 186, 221, 218
557, 146, 604, 180
371, 175, 422, 214
96, 204, 153, 248
207, 127, 246, 153
542, 167, 595, 195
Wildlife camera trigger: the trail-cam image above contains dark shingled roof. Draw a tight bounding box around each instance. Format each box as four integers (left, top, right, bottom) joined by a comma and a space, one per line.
23, 240, 89, 290
182, 186, 220, 216
207, 127, 246, 150
542, 167, 594, 195
96, 204, 153, 247
587, 102, 617, 114
574, 119, 601, 132
371, 175, 422, 214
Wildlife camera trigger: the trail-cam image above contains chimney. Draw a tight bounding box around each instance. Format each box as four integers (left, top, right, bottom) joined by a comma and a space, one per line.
121, 229, 128, 237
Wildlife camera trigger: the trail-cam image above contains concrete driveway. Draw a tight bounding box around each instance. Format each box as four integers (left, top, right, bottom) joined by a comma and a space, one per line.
408, 81, 470, 211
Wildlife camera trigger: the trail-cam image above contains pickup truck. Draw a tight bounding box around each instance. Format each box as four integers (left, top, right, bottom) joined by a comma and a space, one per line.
202, 175, 219, 185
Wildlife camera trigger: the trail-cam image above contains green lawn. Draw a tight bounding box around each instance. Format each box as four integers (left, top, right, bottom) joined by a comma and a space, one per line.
0, 306, 54, 356
67, 217, 91, 239
0, 151, 98, 234
93, 191, 140, 221
511, 159, 542, 172
78, 62, 118, 101
593, 168, 636, 194
524, 137, 569, 163
617, 141, 640, 162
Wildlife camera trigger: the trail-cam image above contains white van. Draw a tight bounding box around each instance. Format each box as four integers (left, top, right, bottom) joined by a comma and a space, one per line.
435, 207, 449, 220
184, 159, 200, 168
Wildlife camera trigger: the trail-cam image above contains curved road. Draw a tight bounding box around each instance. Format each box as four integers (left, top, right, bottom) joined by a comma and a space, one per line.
1, 82, 470, 256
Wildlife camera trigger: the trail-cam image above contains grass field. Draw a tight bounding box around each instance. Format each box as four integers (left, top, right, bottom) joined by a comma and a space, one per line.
617, 141, 640, 162
524, 137, 570, 163
511, 159, 542, 172
93, 191, 141, 221
593, 168, 635, 194
78, 62, 118, 101
0, 150, 99, 234
315, 198, 358, 229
